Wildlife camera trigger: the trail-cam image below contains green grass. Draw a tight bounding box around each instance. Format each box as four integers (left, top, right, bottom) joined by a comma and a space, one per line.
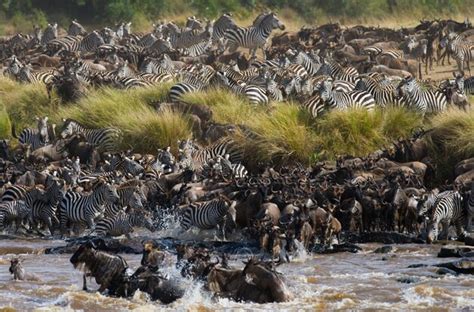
55, 86, 192, 153
0, 77, 54, 135
314, 107, 424, 160
1, 75, 473, 183
425, 106, 474, 181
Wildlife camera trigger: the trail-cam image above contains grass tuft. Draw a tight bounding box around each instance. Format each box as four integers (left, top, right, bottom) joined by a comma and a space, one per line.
425, 107, 474, 180
55, 87, 192, 153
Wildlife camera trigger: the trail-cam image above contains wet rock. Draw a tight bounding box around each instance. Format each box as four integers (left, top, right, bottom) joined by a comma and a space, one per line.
347, 232, 424, 244
45, 236, 260, 255
434, 259, 474, 275
464, 234, 474, 246
438, 246, 474, 258
374, 245, 393, 254
407, 264, 428, 268
435, 267, 459, 276
312, 242, 361, 254
396, 276, 420, 284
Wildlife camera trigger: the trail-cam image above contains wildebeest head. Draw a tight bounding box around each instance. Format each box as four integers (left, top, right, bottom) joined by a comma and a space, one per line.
70, 239, 106, 268
9, 258, 23, 275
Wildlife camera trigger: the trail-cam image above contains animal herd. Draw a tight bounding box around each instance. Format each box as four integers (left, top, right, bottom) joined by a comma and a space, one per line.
0, 12, 474, 305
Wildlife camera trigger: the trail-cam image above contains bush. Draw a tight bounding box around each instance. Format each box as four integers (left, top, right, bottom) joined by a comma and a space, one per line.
425, 107, 474, 181
313, 107, 423, 160
0, 77, 54, 133
55, 87, 193, 153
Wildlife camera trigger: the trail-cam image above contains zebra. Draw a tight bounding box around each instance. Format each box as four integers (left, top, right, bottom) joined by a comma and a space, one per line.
2, 55, 23, 78
396, 76, 447, 114
68, 20, 87, 36
317, 79, 375, 111
225, 12, 285, 59
426, 191, 466, 243
166, 21, 213, 50
136, 73, 174, 84
15, 116, 50, 151
0, 200, 30, 232
218, 154, 248, 178
28, 178, 64, 234
95, 210, 154, 237
212, 13, 238, 43
41, 23, 57, 45
180, 198, 236, 238
465, 76, 474, 94
265, 73, 283, 102
52, 31, 105, 53
179, 138, 243, 171
300, 94, 326, 118
446, 32, 474, 74
317, 60, 359, 83
104, 185, 144, 218
140, 55, 176, 75
169, 68, 215, 102
466, 183, 474, 231
355, 75, 406, 108
0, 185, 31, 202
180, 38, 213, 57
16, 64, 56, 85
215, 71, 268, 105
59, 180, 120, 235
288, 49, 321, 76
60, 119, 121, 152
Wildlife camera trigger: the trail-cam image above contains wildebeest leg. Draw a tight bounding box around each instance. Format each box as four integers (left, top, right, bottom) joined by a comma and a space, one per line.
82, 274, 88, 291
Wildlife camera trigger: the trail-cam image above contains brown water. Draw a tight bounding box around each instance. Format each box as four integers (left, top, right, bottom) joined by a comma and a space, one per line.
0, 234, 473, 311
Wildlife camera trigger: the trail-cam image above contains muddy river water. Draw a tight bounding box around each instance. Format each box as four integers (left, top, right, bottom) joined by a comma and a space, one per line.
0, 234, 473, 311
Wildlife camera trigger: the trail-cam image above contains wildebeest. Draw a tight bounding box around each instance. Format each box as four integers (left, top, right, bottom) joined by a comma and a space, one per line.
9, 258, 40, 281
70, 240, 129, 294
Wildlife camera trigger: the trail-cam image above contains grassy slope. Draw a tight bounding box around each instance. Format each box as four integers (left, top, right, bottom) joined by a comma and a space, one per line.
0, 76, 472, 181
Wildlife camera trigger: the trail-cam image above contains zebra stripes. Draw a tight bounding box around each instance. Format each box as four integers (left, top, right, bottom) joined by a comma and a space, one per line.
225, 12, 285, 58
355, 75, 406, 108
60, 119, 121, 152
179, 138, 243, 171
59, 181, 120, 235
181, 198, 234, 237
318, 79, 375, 111
467, 184, 474, 230
216, 71, 268, 105
464, 76, 474, 94
16, 116, 50, 151
103, 185, 145, 218
16, 65, 55, 85
396, 76, 447, 114
446, 32, 474, 73
95, 210, 154, 237
0, 200, 30, 231
426, 190, 466, 243
28, 178, 64, 234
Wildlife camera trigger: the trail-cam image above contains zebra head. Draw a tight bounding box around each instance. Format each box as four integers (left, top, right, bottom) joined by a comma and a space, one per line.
60, 119, 75, 139
262, 13, 285, 31
128, 190, 144, 210
36, 116, 50, 144
7, 55, 23, 75
101, 182, 120, 204
453, 71, 465, 94
396, 75, 416, 97
318, 79, 334, 102
68, 20, 87, 36
215, 70, 230, 87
